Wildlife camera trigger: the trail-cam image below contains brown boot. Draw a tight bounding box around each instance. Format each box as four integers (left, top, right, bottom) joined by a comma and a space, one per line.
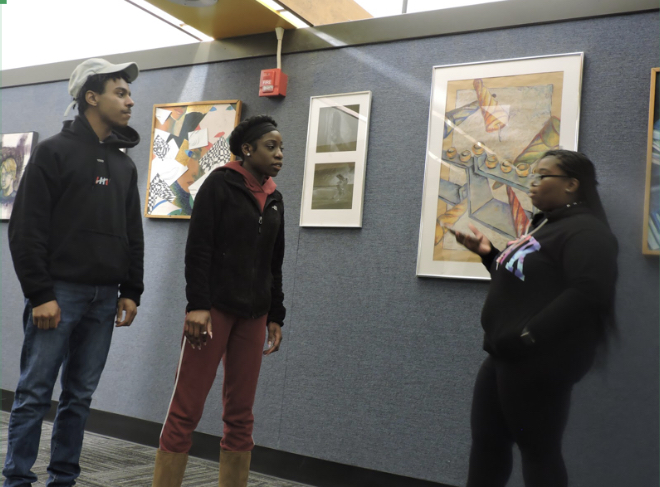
218, 450, 251, 487
152, 449, 188, 487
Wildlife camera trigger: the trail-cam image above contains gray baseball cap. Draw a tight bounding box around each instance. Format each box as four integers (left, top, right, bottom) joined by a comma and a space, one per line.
64, 58, 139, 116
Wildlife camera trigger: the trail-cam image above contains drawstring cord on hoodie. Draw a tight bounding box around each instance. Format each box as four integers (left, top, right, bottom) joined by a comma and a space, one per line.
495, 218, 548, 270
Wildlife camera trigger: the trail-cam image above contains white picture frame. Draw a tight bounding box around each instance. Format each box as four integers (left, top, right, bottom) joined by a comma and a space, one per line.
416, 53, 584, 279
299, 91, 372, 227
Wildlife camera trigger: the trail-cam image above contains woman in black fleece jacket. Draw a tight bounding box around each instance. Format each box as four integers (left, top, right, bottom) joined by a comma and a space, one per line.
453, 150, 618, 487
152, 115, 286, 487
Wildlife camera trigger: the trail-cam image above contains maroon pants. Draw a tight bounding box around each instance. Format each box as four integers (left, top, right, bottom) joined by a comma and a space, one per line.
159, 308, 267, 453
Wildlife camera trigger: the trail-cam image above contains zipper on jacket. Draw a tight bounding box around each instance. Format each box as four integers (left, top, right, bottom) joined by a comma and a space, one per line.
258, 216, 262, 234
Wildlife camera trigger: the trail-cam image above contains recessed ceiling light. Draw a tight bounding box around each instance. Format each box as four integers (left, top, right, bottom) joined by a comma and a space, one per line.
279, 10, 309, 28
257, 0, 284, 10
167, 0, 218, 6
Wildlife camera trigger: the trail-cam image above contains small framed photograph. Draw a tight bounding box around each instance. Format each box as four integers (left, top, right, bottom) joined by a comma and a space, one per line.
417, 53, 584, 279
1, 132, 38, 220
144, 100, 242, 219
300, 91, 372, 227
643, 67, 660, 256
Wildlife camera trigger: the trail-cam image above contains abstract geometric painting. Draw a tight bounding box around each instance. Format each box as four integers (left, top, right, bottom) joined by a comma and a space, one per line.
145, 100, 242, 218
1, 132, 38, 220
417, 54, 584, 279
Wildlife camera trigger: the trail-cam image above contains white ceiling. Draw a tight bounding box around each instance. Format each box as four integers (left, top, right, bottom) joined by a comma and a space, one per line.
1, 0, 198, 70
2, 0, 654, 75
354, 0, 506, 16
2, 0, 509, 71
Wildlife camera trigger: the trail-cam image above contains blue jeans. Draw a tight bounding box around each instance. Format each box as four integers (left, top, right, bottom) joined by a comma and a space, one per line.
3, 281, 118, 487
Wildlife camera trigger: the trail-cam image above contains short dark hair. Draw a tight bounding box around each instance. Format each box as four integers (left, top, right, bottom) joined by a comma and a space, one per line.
76, 72, 131, 114
228, 115, 278, 158
542, 149, 609, 226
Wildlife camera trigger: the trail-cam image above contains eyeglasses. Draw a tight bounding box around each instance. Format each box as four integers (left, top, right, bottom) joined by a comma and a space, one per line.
530, 174, 572, 184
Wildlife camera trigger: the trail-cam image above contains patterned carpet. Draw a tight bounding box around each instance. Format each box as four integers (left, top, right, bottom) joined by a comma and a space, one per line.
0, 411, 307, 487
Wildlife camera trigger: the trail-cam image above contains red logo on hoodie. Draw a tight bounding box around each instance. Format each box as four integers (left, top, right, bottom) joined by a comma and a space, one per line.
95, 177, 109, 186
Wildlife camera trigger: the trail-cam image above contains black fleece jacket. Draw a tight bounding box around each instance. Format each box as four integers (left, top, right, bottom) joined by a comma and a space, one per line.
185, 167, 286, 325
8, 115, 144, 307
480, 204, 618, 360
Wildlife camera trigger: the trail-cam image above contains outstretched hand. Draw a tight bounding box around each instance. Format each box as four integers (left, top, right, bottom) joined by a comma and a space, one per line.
452, 223, 492, 256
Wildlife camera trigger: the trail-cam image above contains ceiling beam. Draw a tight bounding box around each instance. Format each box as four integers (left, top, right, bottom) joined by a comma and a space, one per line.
144, 0, 296, 39
277, 0, 372, 26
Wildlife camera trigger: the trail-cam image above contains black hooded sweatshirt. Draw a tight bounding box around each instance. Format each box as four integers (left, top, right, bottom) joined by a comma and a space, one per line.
479, 204, 618, 362
8, 115, 144, 307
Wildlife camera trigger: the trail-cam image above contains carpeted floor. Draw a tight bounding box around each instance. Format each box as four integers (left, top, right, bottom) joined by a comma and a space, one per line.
0, 411, 307, 487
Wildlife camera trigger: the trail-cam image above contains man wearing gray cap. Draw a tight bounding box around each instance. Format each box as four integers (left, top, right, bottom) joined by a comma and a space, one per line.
3, 58, 144, 487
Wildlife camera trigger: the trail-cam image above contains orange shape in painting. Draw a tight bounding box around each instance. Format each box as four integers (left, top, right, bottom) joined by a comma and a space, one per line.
435, 200, 468, 246
473, 79, 509, 133
506, 186, 530, 238
175, 140, 190, 165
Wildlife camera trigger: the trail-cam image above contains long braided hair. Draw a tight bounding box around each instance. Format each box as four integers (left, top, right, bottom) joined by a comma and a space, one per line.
542, 149, 617, 355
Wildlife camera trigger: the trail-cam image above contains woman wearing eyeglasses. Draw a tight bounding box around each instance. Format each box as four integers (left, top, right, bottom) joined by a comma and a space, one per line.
454, 150, 618, 487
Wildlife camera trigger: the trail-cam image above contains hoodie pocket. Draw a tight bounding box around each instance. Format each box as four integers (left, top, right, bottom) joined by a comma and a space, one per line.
50, 230, 130, 283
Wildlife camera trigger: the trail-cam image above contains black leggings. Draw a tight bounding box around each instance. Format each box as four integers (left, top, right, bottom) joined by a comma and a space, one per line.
466, 356, 579, 487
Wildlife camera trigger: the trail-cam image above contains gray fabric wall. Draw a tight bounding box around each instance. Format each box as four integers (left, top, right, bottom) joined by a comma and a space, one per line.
1, 12, 658, 487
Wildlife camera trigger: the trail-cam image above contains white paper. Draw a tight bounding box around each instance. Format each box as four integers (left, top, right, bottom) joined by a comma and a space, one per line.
188, 128, 208, 150
198, 107, 238, 144
165, 139, 179, 159
150, 159, 188, 186
154, 128, 171, 141
152, 129, 180, 162
150, 201, 181, 216
155, 108, 172, 125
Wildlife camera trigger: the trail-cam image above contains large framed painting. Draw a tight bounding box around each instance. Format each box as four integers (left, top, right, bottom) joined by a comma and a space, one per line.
145, 100, 242, 218
417, 53, 584, 279
299, 91, 372, 227
1, 132, 38, 220
643, 68, 660, 255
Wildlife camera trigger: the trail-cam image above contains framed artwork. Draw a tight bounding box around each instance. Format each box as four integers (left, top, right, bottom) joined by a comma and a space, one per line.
643, 68, 660, 255
416, 53, 584, 279
299, 91, 372, 227
145, 100, 242, 218
1, 132, 38, 220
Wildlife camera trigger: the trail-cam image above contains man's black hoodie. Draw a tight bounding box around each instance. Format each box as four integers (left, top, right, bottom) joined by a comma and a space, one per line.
8, 115, 144, 307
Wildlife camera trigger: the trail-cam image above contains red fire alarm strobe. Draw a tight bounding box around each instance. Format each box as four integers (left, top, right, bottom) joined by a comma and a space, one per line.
259, 68, 288, 97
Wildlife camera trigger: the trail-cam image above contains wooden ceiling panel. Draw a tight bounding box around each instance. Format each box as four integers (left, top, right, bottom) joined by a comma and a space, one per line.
145, 0, 296, 39
279, 0, 371, 26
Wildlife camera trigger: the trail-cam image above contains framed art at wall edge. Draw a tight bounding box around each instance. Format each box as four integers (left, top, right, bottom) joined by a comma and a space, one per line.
145, 100, 242, 218
299, 91, 372, 227
1, 132, 38, 220
643, 67, 660, 256
416, 53, 584, 279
